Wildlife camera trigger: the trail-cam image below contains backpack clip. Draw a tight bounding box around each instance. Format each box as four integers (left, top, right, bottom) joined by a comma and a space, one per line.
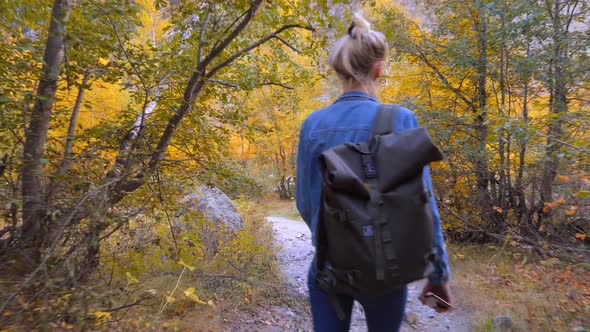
361, 154, 377, 179
345, 143, 378, 179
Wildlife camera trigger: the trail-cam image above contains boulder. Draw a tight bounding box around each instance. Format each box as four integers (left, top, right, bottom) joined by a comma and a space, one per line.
180, 186, 243, 232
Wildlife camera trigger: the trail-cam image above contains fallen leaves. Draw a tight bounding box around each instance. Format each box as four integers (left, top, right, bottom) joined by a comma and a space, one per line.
543, 198, 568, 213
565, 206, 579, 216
452, 241, 590, 332
556, 175, 570, 182
94, 311, 111, 320
183, 287, 215, 307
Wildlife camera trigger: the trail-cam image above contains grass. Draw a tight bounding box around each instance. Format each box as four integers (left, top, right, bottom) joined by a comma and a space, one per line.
260, 195, 303, 221
448, 243, 590, 331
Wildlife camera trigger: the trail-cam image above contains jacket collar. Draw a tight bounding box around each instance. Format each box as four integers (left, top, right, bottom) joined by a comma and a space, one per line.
333, 91, 378, 104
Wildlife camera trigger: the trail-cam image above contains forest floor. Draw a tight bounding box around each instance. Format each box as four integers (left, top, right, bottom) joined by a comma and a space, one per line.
215, 200, 588, 332
136, 200, 588, 332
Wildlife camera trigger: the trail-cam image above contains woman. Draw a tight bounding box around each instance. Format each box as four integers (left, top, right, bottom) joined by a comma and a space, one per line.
295, 13, 452, 331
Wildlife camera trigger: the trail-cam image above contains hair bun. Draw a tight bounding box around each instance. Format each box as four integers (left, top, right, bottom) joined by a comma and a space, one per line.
327, 12, 388, 95
347, 22, 356, 38
349, 13, 371, 39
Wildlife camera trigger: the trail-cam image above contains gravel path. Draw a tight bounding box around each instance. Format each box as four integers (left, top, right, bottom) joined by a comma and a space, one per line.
267, 216, 472, 332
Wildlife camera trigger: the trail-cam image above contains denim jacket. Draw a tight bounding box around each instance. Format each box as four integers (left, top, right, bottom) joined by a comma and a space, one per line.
295, 91, 450, 285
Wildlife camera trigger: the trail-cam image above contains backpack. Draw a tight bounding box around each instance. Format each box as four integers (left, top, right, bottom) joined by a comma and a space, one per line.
313, 104, 443, 316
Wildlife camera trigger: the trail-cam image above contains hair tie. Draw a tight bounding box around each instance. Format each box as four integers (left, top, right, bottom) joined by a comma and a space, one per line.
347, 22, 356, 39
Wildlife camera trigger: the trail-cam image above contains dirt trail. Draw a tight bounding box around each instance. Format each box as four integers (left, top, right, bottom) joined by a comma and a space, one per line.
267, 216, 472, 332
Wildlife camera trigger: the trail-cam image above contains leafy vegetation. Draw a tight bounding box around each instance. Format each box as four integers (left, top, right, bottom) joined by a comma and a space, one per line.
449, 243, 589, 331
0, 0, 588, 330
375, 0, 590, 255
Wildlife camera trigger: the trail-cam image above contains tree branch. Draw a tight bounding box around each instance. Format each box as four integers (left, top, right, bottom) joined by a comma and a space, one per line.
412, 45, 475, 111
57, 67, 93, 175
197, 3, 212, 65
0, 174, 129, 314
198, 0, 263, 75
535, 132, 590, 155
113, 0, 265, 197
208, 78, 240, 88
105, 295, 154, 313
208, 79, 294, 90
272, 35, 301, 53
100, 7, 149, 98
260, 82, 294, 90
205, 24, 314, 79
439, 202, 589, 257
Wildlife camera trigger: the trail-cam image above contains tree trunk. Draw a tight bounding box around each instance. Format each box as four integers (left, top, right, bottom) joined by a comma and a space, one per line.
474, 0, 491, 212
516, 39, 532, 224
498, 1, 507, 214
58, 67, 92, 174
20, 0, 70, 258
541, 0, 568, 205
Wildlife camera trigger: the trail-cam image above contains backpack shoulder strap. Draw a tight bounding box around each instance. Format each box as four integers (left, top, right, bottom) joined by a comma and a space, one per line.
371, 104, 401, 136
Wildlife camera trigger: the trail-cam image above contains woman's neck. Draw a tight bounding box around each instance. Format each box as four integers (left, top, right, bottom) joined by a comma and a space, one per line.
342, 80, 377, 96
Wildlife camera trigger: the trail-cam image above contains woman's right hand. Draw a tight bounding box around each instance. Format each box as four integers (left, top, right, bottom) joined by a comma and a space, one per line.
419, 282, 453, 312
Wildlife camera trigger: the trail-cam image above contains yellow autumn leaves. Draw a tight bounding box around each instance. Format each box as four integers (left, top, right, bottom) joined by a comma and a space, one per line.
183, 287, 215, 307
156, 260, 216, 315
160, 287, 214, 307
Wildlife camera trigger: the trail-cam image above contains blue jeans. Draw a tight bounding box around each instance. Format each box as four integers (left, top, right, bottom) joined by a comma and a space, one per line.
307, 265, 408, 332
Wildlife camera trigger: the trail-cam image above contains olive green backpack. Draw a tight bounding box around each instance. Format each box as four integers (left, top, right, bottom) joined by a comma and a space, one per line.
313, 104, 444, 318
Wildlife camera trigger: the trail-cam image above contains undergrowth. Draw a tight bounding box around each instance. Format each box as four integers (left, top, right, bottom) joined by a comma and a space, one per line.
0, 196, 281, 331
449, 243, 590, 331
7, 195, 586, 331
101, 198, 281, 331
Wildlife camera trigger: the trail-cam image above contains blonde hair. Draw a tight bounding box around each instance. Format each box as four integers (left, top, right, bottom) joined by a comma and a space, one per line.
328, 13, 388, 94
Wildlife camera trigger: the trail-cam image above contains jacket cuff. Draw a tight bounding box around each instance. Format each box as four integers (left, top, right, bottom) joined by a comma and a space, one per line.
427, 249, 450, 285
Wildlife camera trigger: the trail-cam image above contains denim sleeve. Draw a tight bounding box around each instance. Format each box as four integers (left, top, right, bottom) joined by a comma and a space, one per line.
404, 110, 450, 285
422, 166, 450, 284
296, 120, 312, 228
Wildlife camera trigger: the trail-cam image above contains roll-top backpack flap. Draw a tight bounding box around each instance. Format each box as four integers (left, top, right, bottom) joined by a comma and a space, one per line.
375, 127, 444, 192
319, 146, 369, 198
